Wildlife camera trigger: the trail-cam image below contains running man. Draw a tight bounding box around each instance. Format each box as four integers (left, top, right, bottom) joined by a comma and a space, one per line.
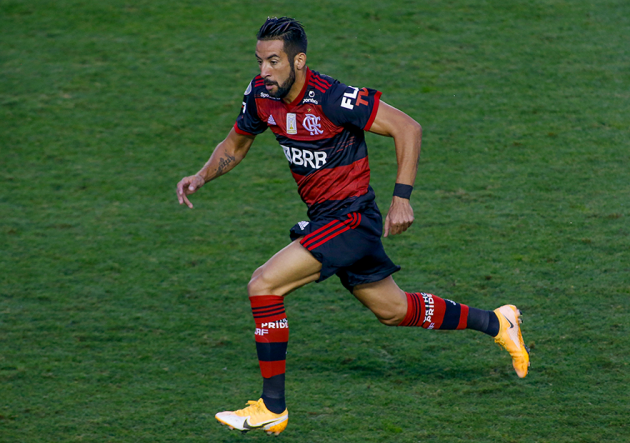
176, 17, 530, 436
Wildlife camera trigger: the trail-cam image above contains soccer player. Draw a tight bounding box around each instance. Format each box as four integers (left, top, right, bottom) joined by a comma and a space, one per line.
176, 17, 530, 436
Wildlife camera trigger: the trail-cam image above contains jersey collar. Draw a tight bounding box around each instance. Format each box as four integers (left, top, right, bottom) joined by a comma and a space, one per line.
286, 67, 311, 109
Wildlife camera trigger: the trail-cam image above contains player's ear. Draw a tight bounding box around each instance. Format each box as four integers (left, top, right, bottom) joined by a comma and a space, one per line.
294, 52, 307, 71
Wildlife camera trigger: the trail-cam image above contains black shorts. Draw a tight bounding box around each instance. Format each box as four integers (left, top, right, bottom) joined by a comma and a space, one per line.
290, 202, 400, 292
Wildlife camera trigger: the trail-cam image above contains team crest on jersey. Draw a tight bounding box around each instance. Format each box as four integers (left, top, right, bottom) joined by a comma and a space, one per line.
267, 115, 277, 126
302, 114, 324, 136
287, 113, 297, 135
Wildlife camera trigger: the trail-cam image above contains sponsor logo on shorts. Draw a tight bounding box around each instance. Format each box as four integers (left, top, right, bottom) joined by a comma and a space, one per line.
298, 221, 310, 230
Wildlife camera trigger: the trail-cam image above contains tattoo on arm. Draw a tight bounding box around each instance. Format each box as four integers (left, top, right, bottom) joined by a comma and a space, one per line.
216, 154, 236, 176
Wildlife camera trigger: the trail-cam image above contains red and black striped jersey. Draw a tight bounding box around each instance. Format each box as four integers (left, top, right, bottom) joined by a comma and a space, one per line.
234, 67, 381, 220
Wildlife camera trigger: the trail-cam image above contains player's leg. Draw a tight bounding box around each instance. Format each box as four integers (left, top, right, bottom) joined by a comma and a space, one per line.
351, 275, 407, 326
352, 276, 530, 377
353, 276, 498, 332
247, 240, 320, 416
247, 238, 322, 296
216, 239, 321, 435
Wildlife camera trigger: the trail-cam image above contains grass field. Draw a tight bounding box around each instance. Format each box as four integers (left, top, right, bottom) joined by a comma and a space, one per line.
1, 0, 629, 442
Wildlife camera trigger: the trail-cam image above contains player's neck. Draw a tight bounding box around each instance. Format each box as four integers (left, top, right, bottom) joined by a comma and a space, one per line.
282, 67, 307, 104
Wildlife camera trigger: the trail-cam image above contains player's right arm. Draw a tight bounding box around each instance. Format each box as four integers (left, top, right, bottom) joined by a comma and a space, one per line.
176, 128, 255, 209
177, 76, 267, 209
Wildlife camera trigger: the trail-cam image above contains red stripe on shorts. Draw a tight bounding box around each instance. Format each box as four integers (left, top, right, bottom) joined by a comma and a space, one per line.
307, 225, 352, 250
301, 220, 344, 249
300, 213, 362, 251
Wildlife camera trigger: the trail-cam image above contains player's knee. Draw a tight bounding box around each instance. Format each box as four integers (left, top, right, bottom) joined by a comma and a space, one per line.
377, 313, 404, 327
372, 304, 406, 326
247, 268, 278, 296
247, 273, 265, 296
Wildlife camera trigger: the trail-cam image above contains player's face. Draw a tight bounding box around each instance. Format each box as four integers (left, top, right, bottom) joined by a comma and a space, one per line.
255, 39, 295, 99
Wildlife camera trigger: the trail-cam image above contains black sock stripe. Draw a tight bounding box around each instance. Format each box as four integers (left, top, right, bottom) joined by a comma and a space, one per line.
253, 307, 285, 315
256, 342, 288, 362
253, 312, 286, 321
440, 302, 462, 330
252, 305, 286, 317
252, 303, 285, 313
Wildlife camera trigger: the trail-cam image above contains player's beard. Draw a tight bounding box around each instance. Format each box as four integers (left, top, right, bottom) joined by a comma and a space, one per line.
266, 65, 295, 99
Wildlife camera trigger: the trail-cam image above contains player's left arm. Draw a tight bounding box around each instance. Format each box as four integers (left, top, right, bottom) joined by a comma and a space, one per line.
368, 101, 422, 237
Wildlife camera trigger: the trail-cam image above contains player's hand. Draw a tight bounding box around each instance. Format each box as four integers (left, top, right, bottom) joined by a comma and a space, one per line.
176, 174, 205, 209
384, 196, 414, 237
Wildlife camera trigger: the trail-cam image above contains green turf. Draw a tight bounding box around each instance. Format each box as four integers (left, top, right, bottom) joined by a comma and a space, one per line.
1, 0, 629, 441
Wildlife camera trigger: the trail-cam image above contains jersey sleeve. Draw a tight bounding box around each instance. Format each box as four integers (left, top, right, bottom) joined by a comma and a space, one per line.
234, 80, 267, 136
321, 81, 382, 131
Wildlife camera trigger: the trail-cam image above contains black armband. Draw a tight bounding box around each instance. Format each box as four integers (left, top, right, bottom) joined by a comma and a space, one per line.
393, 183, 413, 199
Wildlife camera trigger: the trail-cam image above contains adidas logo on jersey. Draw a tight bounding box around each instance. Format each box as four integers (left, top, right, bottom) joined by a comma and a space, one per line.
267, 115, 277, 126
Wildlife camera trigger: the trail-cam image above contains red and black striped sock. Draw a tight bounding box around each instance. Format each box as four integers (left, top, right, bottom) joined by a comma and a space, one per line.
399, 292, 499, 336
250, 295, 289, 414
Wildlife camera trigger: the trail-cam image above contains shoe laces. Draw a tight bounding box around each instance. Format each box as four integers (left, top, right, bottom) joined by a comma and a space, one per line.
236, 399, 269, 419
